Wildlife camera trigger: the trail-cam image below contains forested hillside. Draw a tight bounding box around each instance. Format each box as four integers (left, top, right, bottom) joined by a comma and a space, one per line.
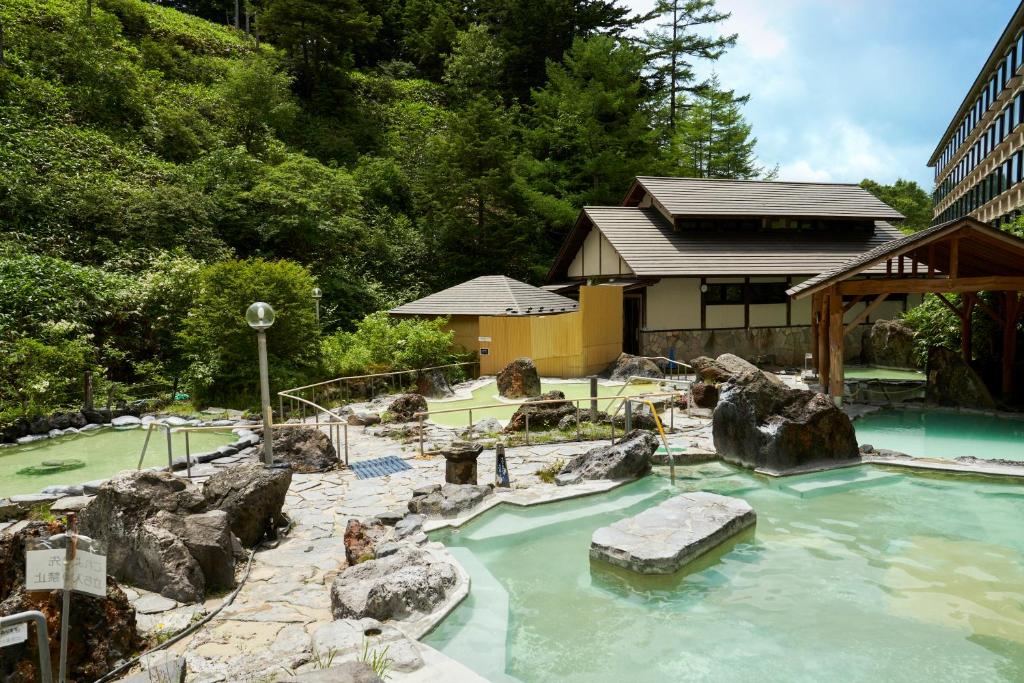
1, 0, 776, 413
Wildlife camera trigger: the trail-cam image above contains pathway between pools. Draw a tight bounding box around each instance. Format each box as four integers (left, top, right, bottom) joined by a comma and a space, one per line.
134, 411, 712, 681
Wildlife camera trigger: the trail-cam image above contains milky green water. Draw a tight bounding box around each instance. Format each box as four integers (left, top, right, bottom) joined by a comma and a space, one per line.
425, 380, 660, 428
0, 428, 235, 498
854, 409, 1024, 461
844, 365, 925, 381
425, 464, 1024, 682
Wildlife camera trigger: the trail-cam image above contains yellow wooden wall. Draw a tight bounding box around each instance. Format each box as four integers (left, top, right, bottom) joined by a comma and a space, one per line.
478, 285, 622, 377
444, 316, 480, 353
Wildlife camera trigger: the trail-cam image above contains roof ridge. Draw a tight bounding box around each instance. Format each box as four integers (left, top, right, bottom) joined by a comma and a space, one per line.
634, 176, 863, 187
500, 275, 520, 314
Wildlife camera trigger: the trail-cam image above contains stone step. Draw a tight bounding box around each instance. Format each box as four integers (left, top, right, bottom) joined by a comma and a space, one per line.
776, 468, 901, 499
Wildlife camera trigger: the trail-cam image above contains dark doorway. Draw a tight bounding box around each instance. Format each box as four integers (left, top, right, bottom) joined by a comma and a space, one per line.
623, 295, 642, 354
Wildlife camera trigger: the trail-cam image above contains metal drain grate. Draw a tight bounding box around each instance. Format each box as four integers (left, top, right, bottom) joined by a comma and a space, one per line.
349, 455, 413, 479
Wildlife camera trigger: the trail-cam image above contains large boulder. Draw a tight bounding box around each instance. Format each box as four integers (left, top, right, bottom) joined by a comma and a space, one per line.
862, 319, 918, 368
925, 346, 996, 409
387, 394, 428, 422
712, 369, 858, 471
202, 463, 291, 547
504, 390, 575, 432
1, 521, 141, 683
344, 518, 389, 566
607, 353, 664, 381
330, 546, 457, 621
691, 382, 719, 409
415, 368, 454, 399
555, 429, 658, 485
273, 427, 339, 473
497, 358, 542, 398
407, 483, 493, 518
149, 510, 237, 591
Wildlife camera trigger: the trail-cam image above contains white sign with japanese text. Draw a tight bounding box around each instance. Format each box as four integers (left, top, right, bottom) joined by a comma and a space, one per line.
25, 548, 106, 597
0, 623, 27, 648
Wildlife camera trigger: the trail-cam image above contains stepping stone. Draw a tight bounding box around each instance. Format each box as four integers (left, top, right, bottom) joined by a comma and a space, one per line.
134, 593, 178, 615
51, 496, 94, 513
590, 492, 755, 574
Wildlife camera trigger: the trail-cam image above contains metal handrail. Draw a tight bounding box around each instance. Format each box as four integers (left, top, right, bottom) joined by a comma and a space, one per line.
0, 611, 52, 683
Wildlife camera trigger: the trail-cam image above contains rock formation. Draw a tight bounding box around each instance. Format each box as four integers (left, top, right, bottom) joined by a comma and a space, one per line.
496, 358, 542, 398
504, 390, 575, 431
925, 346, 997, 408
861, 319, 918, 368
330, 546, 457, 621
607, 353, 664, 381
555, 429, 659, 485
272, 427, 339, 473
407, 483, 493, 518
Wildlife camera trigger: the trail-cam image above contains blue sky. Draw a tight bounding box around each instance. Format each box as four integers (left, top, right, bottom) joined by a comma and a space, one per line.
627, 0, 1017, 188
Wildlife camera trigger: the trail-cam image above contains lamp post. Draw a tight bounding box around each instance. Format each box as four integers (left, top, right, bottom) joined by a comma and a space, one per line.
312, 286, 322, 325
246, 302, 275, 465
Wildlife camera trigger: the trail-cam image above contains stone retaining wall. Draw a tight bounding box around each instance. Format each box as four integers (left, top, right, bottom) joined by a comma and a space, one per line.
641, 326, 866, 367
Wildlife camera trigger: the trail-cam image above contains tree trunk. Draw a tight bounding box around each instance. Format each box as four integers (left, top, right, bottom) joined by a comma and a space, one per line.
669, 0, 678, 130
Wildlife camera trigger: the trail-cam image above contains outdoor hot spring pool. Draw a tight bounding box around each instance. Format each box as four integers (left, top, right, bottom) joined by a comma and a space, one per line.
854, 409, 1024, 461
0, 427, 235, 499
425, 464, 1024, 682
425, 379, 661, 428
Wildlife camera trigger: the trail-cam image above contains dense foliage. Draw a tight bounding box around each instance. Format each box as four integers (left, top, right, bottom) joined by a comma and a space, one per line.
0, 0, 772, 416
321, 312, 462, 378
859, 178, 932, 232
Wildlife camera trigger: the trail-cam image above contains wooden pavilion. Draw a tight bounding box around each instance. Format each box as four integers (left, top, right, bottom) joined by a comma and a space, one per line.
787, 217, 1024, 401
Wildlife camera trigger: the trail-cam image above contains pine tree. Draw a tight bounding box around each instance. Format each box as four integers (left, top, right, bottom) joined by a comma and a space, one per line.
672, 75, 770, 179
645, 0, 735, 130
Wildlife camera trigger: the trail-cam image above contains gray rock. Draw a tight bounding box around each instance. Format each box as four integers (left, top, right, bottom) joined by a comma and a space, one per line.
122, 652, 186, 683
468, 416, 504, 435
556, 430, 658, 484
393, 514, 424, 540
16, 434, 46, 445
862, 319, 918, 368
496, 357, 542, 398
330, 547, 457, 621
374, 511, 403, 526
111, 415, 142, 427
348, 412, 381, 427
414, 368, 454, 399
133, 593, 178, 614
387, 394, 428, 422
41, 484, 84, 496
712, 368, 858, 471
278, 661, 382, 682
151, 510, 236, 591
407, 483, 493, 518
50, 495, 94, 513
272, 427, 339, 473
504, 391, 576, 432
163, 416, 189, 426
202, 463, 291, 547
607, 353, 664, 381
47, 428, 63, 439
925, 346, 996, 409
215, 445, 239, 456
9, 493, 61, 505
80, 423, 103, 432
591, 492, 755, 574
374, 542, 402, 559
81, 479, 108, 495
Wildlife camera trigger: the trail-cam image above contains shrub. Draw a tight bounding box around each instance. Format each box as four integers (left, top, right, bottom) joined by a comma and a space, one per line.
179, 258, 320, 407
0, 335, 96, 418
321, 312, 460, 377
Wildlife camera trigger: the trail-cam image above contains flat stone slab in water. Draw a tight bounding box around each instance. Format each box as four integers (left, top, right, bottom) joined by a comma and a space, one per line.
590, 492, 755, 574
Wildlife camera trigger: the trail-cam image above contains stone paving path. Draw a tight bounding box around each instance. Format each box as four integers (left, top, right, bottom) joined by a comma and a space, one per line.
125, 408, 711, 681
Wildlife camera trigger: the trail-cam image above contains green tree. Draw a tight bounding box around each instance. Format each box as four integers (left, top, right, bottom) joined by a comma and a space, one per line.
859, 178, 933, 232
527, 35, 660, 208
179, 258, 320, 406
670, 75, 770, 179
220, 56, 299, 153
644, 0, 735, 130
442, 24, 504, 104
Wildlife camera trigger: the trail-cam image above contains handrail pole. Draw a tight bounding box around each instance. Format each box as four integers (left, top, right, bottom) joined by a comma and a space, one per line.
0, 611, 52, 683
418, 414, 425, 458
165, 425, 173, 471
136, 424, 153, 470
343, 422, 349, 465
185, 431, 192, 480
576, 405, 581, 442
525, 413, 530, 447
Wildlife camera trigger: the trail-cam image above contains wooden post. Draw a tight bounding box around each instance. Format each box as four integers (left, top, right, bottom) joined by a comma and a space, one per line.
961, 293, 976, 362
818, 294, 830, 386
1003, 292, 1020, 397
949, 237, 960, 278
810, 292, 821, 371
828, 290, 844, 401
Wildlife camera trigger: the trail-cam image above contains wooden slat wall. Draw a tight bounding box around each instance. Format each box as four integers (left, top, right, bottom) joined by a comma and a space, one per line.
444, 316, 480, 353
477, 285, 623, 377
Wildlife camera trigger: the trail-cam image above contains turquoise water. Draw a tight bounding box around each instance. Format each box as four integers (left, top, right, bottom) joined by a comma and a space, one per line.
854, 409, 1024, 461
426, 380, 660, 428
0, 427, 235, 498
425, 465, 1024, 682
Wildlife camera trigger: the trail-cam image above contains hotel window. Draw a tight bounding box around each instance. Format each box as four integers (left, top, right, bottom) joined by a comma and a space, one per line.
704, 283, 745, 306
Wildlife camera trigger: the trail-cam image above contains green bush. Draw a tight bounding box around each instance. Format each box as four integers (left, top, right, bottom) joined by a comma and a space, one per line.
321, 312, 459, 377
0, 336, 96, 418
179, 258, 320, 407
903, 293, 1001, 366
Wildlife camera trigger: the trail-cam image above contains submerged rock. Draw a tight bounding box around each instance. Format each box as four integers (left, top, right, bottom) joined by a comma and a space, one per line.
330, 546, 457, 621
590, 492, 755, 574
497, 357, 542, 399
555, 429, 658, 485
712, 368, 858, 472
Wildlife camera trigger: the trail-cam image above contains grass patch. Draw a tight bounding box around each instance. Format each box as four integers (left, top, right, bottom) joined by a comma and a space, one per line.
535, 458, 565, 484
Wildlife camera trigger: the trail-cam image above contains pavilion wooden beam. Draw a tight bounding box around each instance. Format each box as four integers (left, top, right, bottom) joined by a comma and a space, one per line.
828, 289, 844, 400
818, 293, 830, 387
810, 291, 821, 371
837, 276, 1024, 296
842, 295, 863, 314
974, 296, 1003, 326
950, 237, 959, 278
844, 293, 890, 336
961, 293, 976, 362
1002, 292, 1021, 397
933, 292, 963, 319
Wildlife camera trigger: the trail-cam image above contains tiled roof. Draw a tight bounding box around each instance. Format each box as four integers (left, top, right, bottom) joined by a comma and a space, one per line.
389, 276, 579, 317
584, 207, 906, 277
630, 176, 905, 220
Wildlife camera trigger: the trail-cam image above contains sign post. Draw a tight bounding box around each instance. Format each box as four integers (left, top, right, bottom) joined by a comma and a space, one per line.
25, 513, 106, 683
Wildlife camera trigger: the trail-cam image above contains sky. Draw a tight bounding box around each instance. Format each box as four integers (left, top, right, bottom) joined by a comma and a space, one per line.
625, 0, 1017, 188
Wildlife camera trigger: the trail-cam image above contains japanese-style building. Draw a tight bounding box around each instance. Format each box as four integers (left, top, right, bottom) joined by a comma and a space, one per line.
546, 176, 922, 365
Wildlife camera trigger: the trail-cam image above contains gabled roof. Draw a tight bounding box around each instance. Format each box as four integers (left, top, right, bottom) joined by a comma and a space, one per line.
548, 206, 906, 279
787, 217, 1024, 299
389, 276, 579, 317
624, 176, 905, 220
